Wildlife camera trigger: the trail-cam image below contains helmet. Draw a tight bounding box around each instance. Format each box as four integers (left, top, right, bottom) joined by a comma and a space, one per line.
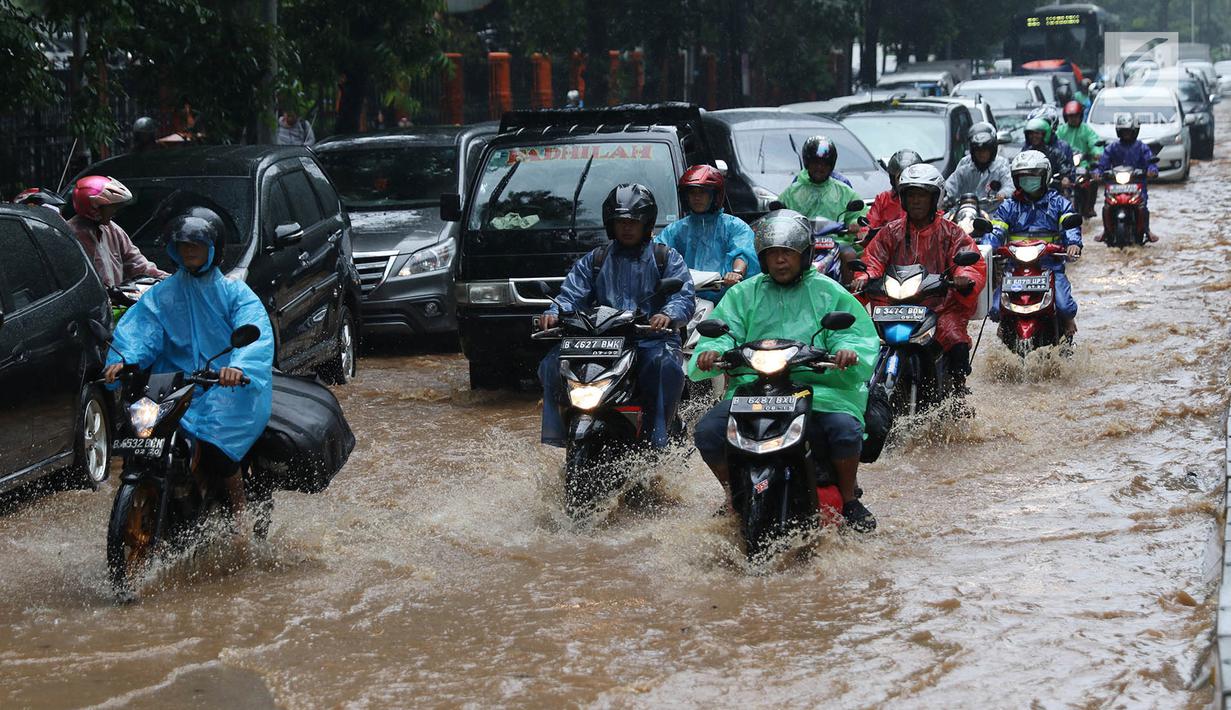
133, 117, 157, 136
801, 135, 838, 168
1010, 150, 1052, 199
163, 206, 226, 274
1114, 114, 1140, 142
896, 163, 946, 212
886, 149, 924, 182
12, 187, 66, 209
1024, 116, 1052, 143
1055, 80, 1074, 104
1062, 101, 1084, 119
1028, 104, 1061, 133
677, 164, 725, 213
601, 183, 658, 241
72, 175, 133, 222
752, 209, 813, 281
967, 122, 998, 166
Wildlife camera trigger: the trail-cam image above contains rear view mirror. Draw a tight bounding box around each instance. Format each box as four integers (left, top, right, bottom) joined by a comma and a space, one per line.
440, 193, 463, 222
845, 199, 865, 212
654, 277, 685, 298
1059, 214, 1083, 230
953, 250, 981, 267
1184, 114, 1197, 125
714, 159, 729, 176
1147, 142, 1163, 155
696, 319, 730, 338
532, 280, 556, 298
231, 324, 261, 348
972, 217, 993, 236
273, 222, 303, 247
997, 130, 1013, 144
1149, 156, 1161, 164
848, 259, 867, 272
87, 319, 113, 344
821, 312, 856, 331
988, 180, 1002, 192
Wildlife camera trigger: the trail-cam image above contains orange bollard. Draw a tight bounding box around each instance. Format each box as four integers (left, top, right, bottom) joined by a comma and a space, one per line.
488, 52, 512, 120
531, 53, 553, 110
443, 53, 464, 125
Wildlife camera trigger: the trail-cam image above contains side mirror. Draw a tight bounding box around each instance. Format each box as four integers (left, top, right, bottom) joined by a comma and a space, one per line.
230, 324, 261, 349
87, 319, 113, 344
972, 217, 993, 236
988, 181, 1002, 192
953, 250, 981, 267
1095, 139, 1107, 147
845, 199, 865, 212
532, 280, 556, 298
696, 319, 730, 338
440, 193, 463, 222
273, 222, 303, 248
714, 159, 729, 176
997, 130, 1013, 144
1147, 142, 1163, 156
1059, 214, 1083, 230
654, 277, 685, 298
767, 200, 785, 211
848, 259, 867, 272
1184, 114, 1197, 125
1149, 156, 1161, 164
820, 311, 856, 331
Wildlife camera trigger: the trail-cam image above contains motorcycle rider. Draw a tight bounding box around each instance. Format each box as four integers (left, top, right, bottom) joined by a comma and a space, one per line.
1057, 100, 1103, 217
1022, 111, 1075, 188
852, 164, 987, 400
103, 207, 274, 534
68, 175, 169, 288
689, 209, 880, 532
538, 184, 695, 449
866, 149, 924, 229
654, 165, 758, 300
943, 122, 1015, 210
1093, 115, 1159, 242
989, 150, 1083, 335
778, 135, 867, 237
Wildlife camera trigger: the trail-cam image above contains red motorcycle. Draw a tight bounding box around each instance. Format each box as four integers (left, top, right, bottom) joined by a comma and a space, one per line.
1072, 152, 1098, 218
995, 239, 1068, 356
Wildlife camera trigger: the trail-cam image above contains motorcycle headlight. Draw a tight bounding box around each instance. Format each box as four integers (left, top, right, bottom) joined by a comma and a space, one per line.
726, 413, 807, 454
398, 240, 455, 277
567, 379, 613, 410
1114, 171, 1132, 185
747, 346, 798, 374
886, 274, 923, 300
128, 397, 160, 438
1009, 244, 1043, 262
1073, 153, 1082, 166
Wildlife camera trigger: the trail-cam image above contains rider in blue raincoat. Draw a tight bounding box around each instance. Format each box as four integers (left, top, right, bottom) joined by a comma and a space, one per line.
104, 206, 274, 523
653, 165, 758, 302
1093, 115, 1160, 242
989, 150, 1083, 336
538, 184, 695, 448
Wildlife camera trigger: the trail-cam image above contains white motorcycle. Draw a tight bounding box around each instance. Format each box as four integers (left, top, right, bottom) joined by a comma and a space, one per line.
682, 270, 727, 401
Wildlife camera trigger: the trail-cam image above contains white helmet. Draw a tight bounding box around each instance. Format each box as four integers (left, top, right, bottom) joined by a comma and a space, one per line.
896, 162, 946, 211
1010, 150, 1052, 198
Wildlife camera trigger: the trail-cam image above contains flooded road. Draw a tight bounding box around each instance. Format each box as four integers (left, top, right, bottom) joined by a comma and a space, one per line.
3, 118, 1231, 709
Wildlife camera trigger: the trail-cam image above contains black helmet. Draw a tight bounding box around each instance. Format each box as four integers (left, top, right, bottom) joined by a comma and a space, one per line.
163, 206, 226, 274
801, 135, 838, 168
601, 183, 658, 241
968, 121, 998, 167
886, 149, 923, 188
133, 117, 157, 136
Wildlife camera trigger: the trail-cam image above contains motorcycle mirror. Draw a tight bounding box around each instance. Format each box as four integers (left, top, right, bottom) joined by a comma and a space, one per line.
857, 215, 869, 227
230, 324, 261, 349
820, 312, 856, 331
1059, 214, 1083, 230
988, 181, 1003, 192
654, 277, 685, 298
845, 199, 865, 212
953, 250, 981, 267
972, 217, 993, 235
87, 319, 113, 344
848, 259, 867, 272
767, 200, 786, 211
531, 280, 556, 298
1095, 139, 1107, 147
1149, 156, 1160, 164
695, 319, 730, 338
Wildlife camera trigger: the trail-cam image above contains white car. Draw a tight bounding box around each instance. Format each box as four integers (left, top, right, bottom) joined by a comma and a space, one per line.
1215, 61, 1231, 95
1086, 86, 1191, 182
1179, 60, 1218, 91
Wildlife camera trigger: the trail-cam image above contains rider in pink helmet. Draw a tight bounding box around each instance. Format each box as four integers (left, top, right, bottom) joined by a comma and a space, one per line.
68, 175, 168, 287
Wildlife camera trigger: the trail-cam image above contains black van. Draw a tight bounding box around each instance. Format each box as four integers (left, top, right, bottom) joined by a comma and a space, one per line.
441, 104, 715, 389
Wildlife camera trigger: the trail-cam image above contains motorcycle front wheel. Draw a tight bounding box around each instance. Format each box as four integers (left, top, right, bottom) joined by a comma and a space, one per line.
106, 481, 160, 598
564, 439, 620, 521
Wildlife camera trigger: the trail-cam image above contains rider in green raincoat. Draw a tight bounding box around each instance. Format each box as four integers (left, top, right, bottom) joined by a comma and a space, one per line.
776, 135, 868, 248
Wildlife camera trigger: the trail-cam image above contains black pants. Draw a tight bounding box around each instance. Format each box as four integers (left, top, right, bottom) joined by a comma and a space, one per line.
197, 440, 240, 479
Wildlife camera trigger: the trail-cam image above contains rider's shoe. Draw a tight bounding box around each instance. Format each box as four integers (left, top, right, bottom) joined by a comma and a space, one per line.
842, 499, 877, 533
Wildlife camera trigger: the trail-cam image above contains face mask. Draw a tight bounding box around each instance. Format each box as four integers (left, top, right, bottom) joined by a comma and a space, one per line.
1018, 176, 1043, 194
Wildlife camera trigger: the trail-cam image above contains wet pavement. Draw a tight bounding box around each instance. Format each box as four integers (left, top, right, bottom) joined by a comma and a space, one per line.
2, 110, 1230, 708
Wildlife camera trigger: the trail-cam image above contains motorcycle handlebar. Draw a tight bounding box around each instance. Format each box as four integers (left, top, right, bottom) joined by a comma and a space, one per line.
189, 370, 251, 388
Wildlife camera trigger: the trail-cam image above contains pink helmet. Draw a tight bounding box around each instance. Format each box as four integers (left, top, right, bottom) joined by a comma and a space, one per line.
72, 175, 133, 222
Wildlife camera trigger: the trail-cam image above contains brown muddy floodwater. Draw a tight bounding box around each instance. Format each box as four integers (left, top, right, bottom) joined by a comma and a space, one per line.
2, 115, 1230, 709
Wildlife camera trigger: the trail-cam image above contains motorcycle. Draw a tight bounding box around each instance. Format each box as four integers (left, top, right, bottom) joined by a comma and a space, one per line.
811, 199, 867, 285
88, 321, 264, 599
683, 270, 726, 402
994, 214, 1083, 356
694, 312, 856, 560
531, 278, 686, 519
1101, 161, 1156, 248
854, 251, 983, 417
107, 276, 160, 321
1071, 152, 1098, 218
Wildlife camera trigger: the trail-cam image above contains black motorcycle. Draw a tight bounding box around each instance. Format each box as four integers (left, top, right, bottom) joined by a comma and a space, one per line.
532, 278, 685, 519
90, 321, 264, 599
694, 311, 856, 560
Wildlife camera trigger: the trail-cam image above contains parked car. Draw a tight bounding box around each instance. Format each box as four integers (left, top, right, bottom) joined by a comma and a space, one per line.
1086, 86, 1191, 181
0, 205, 112, 493
951, 78, 1046, 113
1178, 60, 1219, 92
1215, 60, 1231, 94
876, 70, 956, 96
900, 96, 997, 128
72, 146, 363, 382
784, 91, 904, 116
444, 103, 715, 389
314, 123, 498, 339
702, 108, 889, 218
1127, 67, 1216, 159
835, 100, 975, 177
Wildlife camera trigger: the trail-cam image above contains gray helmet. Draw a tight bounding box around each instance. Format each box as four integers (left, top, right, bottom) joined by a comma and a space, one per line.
752, 209, 813, 281
896, 162, 946, 211
968, 121, 998, 165
886, 149, 924, 181
1028, 104, 1061, 134
1010, 150, 1052, 198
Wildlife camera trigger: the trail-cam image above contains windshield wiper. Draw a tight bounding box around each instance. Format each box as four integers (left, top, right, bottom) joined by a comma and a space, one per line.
483, 159, 521, 228
569, 154, 595, 240
757, 133, 767, 174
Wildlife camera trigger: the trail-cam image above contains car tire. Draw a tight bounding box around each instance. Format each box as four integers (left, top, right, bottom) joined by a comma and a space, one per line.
318, 306, 357, 385
66, 388, 111, 490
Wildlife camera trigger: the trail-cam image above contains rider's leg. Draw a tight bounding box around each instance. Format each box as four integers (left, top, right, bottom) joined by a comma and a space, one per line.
812, 412, 876, 531
538, 346, 565, 447
635, 339, 686, 448
197, 441, 245, 530
1053, 270, 1078, 336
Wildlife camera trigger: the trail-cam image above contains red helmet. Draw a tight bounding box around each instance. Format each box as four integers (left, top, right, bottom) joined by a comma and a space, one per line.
677, 164, 725, 212
1062, 100, 1084, 118
72, 175, 133, 222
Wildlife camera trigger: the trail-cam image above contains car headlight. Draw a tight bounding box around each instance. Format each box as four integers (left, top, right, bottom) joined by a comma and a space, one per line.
1172, 132, 1185, 145
1009, 244, 1043, 262
747, 346, 798, 374
128, 397, 161, 438
885, 274, 923, 300
461, 282, 511, 305
398, 240, 455, 277
1115, 171, 1132, 185
726, 413, 807, 454
567, 379, 613, 410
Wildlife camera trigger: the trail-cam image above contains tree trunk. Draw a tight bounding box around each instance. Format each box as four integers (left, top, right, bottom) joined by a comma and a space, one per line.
1156, 0, 1170, 30
335, 67, 367, 135
860, 0, 879, 87
585, 4, 609, 106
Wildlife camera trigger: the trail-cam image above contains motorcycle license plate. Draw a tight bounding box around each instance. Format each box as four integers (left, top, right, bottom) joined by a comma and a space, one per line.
1003, 275, 1050, 293
560, 336, 625, 358
813, 237, 836, 250
731, 396, 798, 413
1106, 184, 1138, 194
113, 437, 165, 458
872, 305, 927, 322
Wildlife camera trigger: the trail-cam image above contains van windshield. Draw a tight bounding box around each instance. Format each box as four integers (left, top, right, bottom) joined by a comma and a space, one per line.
467, 141, 678, 231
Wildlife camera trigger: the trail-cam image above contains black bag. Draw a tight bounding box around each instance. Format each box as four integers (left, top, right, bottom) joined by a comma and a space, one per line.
860, 383, 894, 464
248, 373, 355, 494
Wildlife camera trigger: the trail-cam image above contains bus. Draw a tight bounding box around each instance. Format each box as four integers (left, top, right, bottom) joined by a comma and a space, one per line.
1006, 4, 1119, 79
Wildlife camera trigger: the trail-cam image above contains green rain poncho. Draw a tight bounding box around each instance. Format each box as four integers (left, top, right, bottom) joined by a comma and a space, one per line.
778, 170, 868, 246
687, 268, 879, 424
1056, 123, 1103, 167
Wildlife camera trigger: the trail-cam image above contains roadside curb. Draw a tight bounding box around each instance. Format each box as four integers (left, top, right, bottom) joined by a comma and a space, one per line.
1219, 404, 1231, 706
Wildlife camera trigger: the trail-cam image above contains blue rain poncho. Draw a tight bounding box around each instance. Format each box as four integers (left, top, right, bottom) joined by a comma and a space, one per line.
107, 240, 274, 462
654, 209, 760, 278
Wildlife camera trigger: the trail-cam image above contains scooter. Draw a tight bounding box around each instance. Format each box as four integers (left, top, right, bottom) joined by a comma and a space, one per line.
107, 276, 160, 321
994, 213, 1082, 356
854, 251, 983, 417
1072, 152, 1098, 218
810, 199, 866, 285
531, 278, 686, 519
1101, 162, 1153, 248
694, 311, 856, 560
683, 270, 726, 401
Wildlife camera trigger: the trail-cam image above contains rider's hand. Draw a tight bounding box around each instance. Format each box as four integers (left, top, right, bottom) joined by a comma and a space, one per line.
849, 274, 869, 292
539, 313, 557, 331
697, 350, 721, 371
648, 313, 672, 331
833, 349, 859, 369
103, 363, 125, 384
218, 367, 245, 387
952, 275, 974, 290
846, 223, 861, 235
1066, 245, 1082, 259
722, 271, 744, 287
1061, 177, 1073, 189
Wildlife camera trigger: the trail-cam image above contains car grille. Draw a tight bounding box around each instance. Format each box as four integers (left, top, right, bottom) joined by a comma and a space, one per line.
354, 254, 394, 295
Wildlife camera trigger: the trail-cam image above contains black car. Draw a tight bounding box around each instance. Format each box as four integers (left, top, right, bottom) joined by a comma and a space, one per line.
72, 146, 362, 383
444, 103, 715, 389
701, 108, 890, 220
313, 123, 498, 339
835, 100, 975, 177
0, 206, 113, 493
